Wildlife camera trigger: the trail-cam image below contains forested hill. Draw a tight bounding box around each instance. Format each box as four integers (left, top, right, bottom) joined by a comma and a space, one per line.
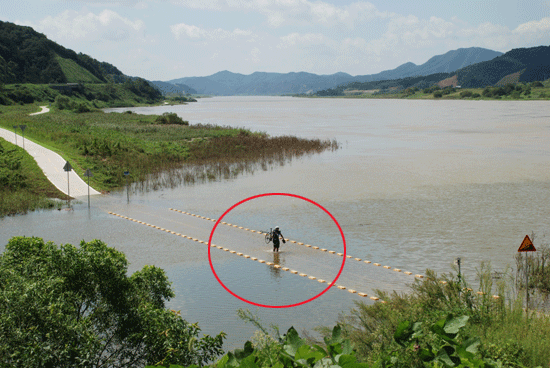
316, 45, 550, 96
0, 21, 124, 84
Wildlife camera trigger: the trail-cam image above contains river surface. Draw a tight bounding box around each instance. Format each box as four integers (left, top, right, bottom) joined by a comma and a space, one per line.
2, 96, 550, 350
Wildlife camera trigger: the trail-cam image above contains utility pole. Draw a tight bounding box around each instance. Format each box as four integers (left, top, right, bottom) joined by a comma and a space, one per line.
63, 161, 73, 208
124, 171, 130, 203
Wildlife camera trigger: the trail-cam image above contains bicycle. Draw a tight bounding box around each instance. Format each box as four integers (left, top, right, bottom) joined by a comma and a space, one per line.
264, 228, 273, 244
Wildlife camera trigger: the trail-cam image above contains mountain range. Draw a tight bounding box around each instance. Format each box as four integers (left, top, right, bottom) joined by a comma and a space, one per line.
1, 20, 549, 98
167, 47, 502, 95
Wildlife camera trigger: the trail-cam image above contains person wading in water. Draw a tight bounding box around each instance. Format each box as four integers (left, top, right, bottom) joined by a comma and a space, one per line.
272, 226, 285, 252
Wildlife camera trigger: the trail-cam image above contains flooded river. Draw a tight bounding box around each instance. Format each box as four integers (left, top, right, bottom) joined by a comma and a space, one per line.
2, 97, 550, 349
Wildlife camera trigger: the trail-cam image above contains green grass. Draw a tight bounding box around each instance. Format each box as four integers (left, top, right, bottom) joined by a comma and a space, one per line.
0, 138, 65, 217
0, 102, 336, 214
54, 55, 103, 83
333, 264, 550, 367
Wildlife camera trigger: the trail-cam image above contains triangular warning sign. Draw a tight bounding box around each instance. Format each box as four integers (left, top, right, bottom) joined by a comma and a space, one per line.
518, 235, 536, 252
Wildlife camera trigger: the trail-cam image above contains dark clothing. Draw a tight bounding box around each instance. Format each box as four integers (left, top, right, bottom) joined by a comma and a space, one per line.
272, 229, 285, 252
272, 229, 284, 245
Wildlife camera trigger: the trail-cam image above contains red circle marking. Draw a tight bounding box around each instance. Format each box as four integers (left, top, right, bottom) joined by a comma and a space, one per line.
208, 193, 346, 308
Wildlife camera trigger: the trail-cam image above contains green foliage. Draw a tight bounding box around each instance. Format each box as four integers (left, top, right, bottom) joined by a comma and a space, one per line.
531, 81, 544, 87
376, 314, 495, 367
459, 90, 472, 98
55, 94, 73, 110
0, 138, 64, 216
0, 236, 225, 367
55, 54, 103, 83
156, 112, 189, 125
433, 91, 443, 98
0, 20, 123, 84
211, 325, 367, 368
0, 140, 25, 190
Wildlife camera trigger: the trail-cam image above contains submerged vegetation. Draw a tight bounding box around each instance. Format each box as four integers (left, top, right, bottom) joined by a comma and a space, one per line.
0, 96, 337, 216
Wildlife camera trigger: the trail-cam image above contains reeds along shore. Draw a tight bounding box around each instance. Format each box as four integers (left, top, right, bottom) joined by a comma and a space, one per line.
134, 135, 339, 192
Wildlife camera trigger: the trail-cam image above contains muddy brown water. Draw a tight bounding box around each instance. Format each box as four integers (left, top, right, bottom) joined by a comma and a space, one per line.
2, 97, 550, 350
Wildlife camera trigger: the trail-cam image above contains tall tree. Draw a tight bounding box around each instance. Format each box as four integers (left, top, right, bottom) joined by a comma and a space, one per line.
0, 236, 225, 367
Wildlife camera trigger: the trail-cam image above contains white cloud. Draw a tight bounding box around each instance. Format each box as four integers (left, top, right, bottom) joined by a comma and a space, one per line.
170, 0, 390, 28
170, 23, 257, 41
278, 32, 326, 48
19, 9, 145, 42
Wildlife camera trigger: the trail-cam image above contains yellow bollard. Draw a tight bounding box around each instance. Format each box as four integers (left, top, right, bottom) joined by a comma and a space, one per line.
290, 270, 298, 274
337, 285, 346, 290
354, 258, 362, 261
308, 276, 316, 280
348, 289, 357, 294
364, 260, 371, 264
370, 296, 379, 301
328, 250, 336, 254
312, 246, 319, 250
393, 269, 402, 272
373, 263, 381, 266
358, 292, 368, 297
404, 271, 412, 275
298, 242, 304, 245
383, 266, 391, 269
299, 273, 307, 277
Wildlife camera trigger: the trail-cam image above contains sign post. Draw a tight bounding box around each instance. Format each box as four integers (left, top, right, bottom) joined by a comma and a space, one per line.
84, 169, 93, 208
63, 161, 73, 207
13, 126, 18, 146
19, 125, 26, 149
518, 235, 536, 312
124, 171, 130, 203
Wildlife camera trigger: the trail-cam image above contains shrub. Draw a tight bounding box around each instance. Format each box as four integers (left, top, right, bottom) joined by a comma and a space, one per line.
531, 81, 544, 88
471, 93, 481, 98
155, 112, 189, 125
433, 91, 443, 98
75, 102, 91, 113
460, 90, 473, 98
523, 88, 531, 95
54, 95, 73, 110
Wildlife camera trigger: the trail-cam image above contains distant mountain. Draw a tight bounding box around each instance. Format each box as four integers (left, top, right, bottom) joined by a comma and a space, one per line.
455, 45, 550, 87
353, 47, 502, 82
149, 80, 197, 95
166, 47, 502, 95
0, 21, 124, 84
315, 45, 550, 95
168, 70, 356, 95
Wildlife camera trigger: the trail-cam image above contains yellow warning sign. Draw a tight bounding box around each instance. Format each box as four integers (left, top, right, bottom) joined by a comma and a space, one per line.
518, 235, 536, 252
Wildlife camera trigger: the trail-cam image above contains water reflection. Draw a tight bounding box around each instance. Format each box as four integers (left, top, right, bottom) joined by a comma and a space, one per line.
131, 140, 338, 193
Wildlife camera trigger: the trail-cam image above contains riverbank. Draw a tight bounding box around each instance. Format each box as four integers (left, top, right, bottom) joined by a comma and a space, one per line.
0, 102, 337, 216
302, 80, 550, 100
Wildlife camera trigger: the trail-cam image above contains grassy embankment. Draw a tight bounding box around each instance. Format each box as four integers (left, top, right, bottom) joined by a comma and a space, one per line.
0, 87, 337, 216
0, 138, 65, 216
318, 79, 550, 101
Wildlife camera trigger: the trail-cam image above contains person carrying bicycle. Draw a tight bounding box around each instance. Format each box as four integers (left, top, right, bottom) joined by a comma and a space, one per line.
272, 226, 285, 252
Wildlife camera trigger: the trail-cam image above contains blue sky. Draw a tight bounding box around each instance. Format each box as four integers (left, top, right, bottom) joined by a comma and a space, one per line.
3, 0, 550, 80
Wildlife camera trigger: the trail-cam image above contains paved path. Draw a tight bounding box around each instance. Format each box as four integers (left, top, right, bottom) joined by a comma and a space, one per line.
0, 106, 100, 198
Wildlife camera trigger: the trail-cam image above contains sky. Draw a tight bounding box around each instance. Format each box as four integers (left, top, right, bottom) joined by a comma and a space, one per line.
2, 0, 550, 81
